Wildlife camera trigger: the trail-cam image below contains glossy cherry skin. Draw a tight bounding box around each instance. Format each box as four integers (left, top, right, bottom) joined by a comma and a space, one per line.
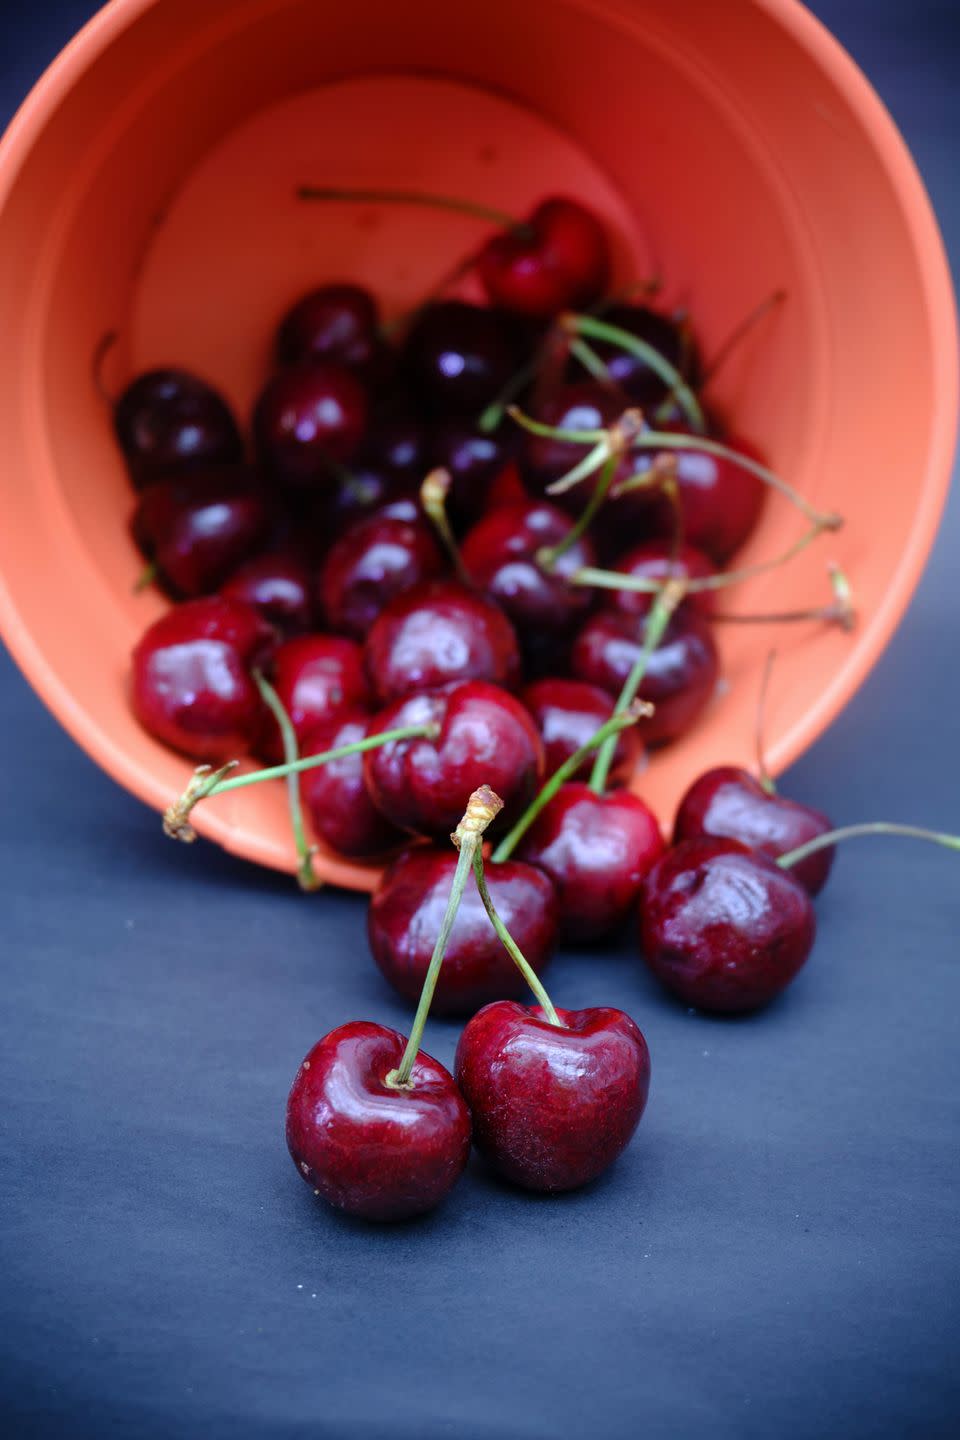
673, 766, 835, 896
220, 550, 314, 634
477, 198, 610, 318
603, 539, 717, 620
114, 369, 243, 488
359, 410, 428, 480
517, 783, 664, 941
455, 1002, 650, 1191
317, 464, 419, 540
636, 427, 765, 562
460, 500, 595, 668
572, 607, 719, 746
640, 837, 816, 1012
260, 633, 370, 762
131, 470, 270, 597
276, 283, 388, 383
299, 709, 403, 858
130, 596, 274, 760
520, 382, 621, 499
317, 506, 444, 639
368, 848, 558, 1015
583, 303, 700, 405
364, 580, 521, 704
286, 1022, 471, 1222
254, 364, 368, 487
403, 301, 516, 417
364, 681, 543, 838
430, 421, 516, 528
521, 677, 641, 786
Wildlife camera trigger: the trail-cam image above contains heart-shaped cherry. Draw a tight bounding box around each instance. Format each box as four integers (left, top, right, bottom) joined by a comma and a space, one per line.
254, 364, 368, 487
259, 634, 370, 762
576, 303, 700, 405
364, 580, 521, 704
403, 301, 517, 417
521, 678, 642, 787
132, 469, 270, 597
114, 369, 244, 488
275, 282, 390, 384
455, 1001, 649, 1190
601, 539, 718, 619
220, 550, 315, 634
673, 766, 835, 896
477, 198, 610, 318
131, 596, 274, 760
316, 505, 444, 640
286, 1022, 470, 1221
640, 837, 816, 1012
299, 709, 404, 859
363, 681, 543, 837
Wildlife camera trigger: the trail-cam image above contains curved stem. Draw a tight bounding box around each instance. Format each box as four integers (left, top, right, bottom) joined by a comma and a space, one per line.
712, 602, 854, 631
133, 559, 158, 594
565, 313, 706, 433
421, 468, 472, 585
296, 185, 528, 235
537, 453, 617, 571
471, 850, 562, 1026
505, 405, 607, 446
700, 289, 786, 386
568, 335, 614, 384
755, 650, 778, 796
778, 823, 960, 872
92, 330, 120, 407
253, 671, 320, 892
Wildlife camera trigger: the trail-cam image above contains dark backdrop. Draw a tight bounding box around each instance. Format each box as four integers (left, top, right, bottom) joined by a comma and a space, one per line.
1, 3, 958, 1437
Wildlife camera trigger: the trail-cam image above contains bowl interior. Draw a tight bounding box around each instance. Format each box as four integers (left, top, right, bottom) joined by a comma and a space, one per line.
0, 0, 954, 888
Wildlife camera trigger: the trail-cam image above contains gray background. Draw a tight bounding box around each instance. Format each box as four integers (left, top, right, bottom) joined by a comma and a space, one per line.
1, 3, 958, 1436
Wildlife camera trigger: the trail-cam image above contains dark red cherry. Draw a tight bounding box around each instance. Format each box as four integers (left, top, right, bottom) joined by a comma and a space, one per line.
477, 198, 610, 318
455, 1001, 650, 1191
403, 301, 516, 416
430, 421, 517, 528
317, 506, 444, 640
114, 369, 244, 489
673, 766, 835, 896
521, 678, 642, 786
359, 409, 428, 480
517, 783, 664, 941
571, 607, 719, 745
636, 426, 765, 562
131, 469, 270, 597
299, 709, 403, 859
130, 596, 274, 760
286, 1022, 470, 1221
602, 539, 718, 620
317, 465, 419, 539
220, 550, 314, 634
254, 364, 368, 487
520, 382, 621, 500
275, 283, 389, 384
582, 304, 700, 405
363, 681, 543, 838
260, 633, 370, 762
364, 580, 521, 704
460, 500, 596, 668
640, 837, 816, 1012
368, 848, 557, 1015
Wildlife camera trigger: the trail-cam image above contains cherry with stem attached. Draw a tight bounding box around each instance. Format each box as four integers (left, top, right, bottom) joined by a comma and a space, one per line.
253, 670, 320, 892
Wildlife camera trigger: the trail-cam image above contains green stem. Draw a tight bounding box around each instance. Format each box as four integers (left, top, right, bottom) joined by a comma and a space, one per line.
505, 405, 607, 446
421, 468, 472, 585
253, 671, 319, 892
778, 823, 960, 872
712, 602, 854, 630
700, 289, 786, 386
471, 850, 562, 1026
537, 453, 617, 571
134, 559, 158, 593
755, 650, 778, 796
588, 580, 685, 795
566, 313, 706, 432
568, 335, 614, 383
296, 186, 528, 235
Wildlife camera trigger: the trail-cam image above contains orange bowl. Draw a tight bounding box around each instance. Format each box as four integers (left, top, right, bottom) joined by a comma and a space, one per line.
0, 0, 956, 891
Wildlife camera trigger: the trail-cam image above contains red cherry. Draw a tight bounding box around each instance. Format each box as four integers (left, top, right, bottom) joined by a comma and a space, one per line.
131, 469, 270, 597
254, 364, 368, 487
364, 580, 521, 704
317, 506, 444, 640
455, 1002, 650, 1191
259, 634, 370, 762
520, 381, 621, 501
358, 408, 429, 481
640, 837, 816, 1012
275, 283, 389, 383
368, 847, 557, 1015
521, 678, 642, 787
114, 369, 243, 489
130, 596, 274, 761
477, 198, 610, 318
578, 303, 700, 405
429, 421, 518, 528
673, 766, 835, 896
286, 1022, 470, 1221
220, 550, 314, 634
636, 426, 765, 562
403, 301, 517, 416
299, 709, 404, 859
517, 783, 664, 941
363, 680, 543, 838
602, 539, 718, 619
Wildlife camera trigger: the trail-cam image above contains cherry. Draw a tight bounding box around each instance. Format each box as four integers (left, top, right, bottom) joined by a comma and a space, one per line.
130, 596, 274, 761
114, 369, 244, 489
601, 539, 718, 620
640, 836, 816, 1012
455, 1002, 649, 1191
572, 607, 718, 745
359, 409, 428, 480
220, 550, 314, 634
673, 766, 835, 896
460, 500, 596, 668
369, 847, 557, 1015
635, 425, 765, 562
253, 364, 368, 487
429, 421, 517, 528
317, 506, 444, 640
364, 580, 521, 704
286, 1022, 470, 1221
477, 198, 610, 318
363, 681, 543, 838
521, 678, 641, 787
578, 303, 700, 405
131, 469, 270, 598
259, 634, 370, 762
516, 783, 664, 941
299, 709, 403, 858
403, 301, 517, 416
520, 382, 621, 500
275, 283, 389, 384
317, 464, 419, 539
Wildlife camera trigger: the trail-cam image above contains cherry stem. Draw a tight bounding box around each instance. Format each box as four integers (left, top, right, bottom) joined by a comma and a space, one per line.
568, 335, 614, 384
92, 330, 120, 407
162, 722, 439, 843
296, 186, 530, 236
133, 559, 158, 593
388, 787, 504, 1088
470, 849, 562, 1027
537, 452, 618, 571
755, 650, 778, 796
506, 405, 607, 447
477, 322, 565, 434
253, 671, 320, 892
420, 468, 472, 585
700, 289, 787, 387
589, 276, 662, 314
563, 313, 707, 433
491, 707, 647, 863
714, 566, 855, 632
381, 250, 480, 339
778, 823, 960, 872
588, 579, 686, 795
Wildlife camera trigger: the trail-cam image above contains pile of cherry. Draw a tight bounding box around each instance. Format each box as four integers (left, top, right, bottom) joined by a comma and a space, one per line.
114, 191, 956, 1222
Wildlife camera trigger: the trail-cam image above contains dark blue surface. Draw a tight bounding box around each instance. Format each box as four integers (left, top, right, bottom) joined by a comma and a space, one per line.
1, 4, 959, 1437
